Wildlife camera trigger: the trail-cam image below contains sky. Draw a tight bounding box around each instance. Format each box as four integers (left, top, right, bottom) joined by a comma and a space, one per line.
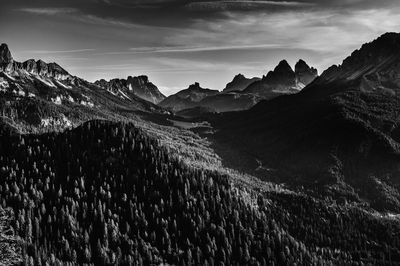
1, 0, 400, 95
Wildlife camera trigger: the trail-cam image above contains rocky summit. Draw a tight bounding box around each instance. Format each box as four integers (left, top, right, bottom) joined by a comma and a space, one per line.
0, 43, 14, 71
295, 59, 318, 87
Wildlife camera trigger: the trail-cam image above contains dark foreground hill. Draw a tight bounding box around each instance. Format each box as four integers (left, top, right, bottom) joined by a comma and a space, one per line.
1, 120, 400, 265
213, 32, 400, 212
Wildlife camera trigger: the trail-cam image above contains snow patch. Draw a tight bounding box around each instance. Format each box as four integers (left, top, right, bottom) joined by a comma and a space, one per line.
118, 89, 131, 100
11, 87, 25, 97
67, 95, 75, 103
3, 73, 16, 81
36, 76, 57, 88
40, 115, 72, 128
52, 96, 62, 105
0, 78, 9, 91
80, 100, 94, 108
55, 80, 72, 89
82, 94, 91, 100
108, 89, 118, 96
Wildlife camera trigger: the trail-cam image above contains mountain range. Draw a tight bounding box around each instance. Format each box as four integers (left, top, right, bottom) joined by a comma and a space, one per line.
161, 60, 317, 115
0, 43, 167, 132
243, 59, 318, 98
3, 32, 400, 265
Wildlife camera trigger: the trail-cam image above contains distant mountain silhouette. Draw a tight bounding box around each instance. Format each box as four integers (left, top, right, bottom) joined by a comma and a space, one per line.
243, 59, 318, 99
161, 64, 316, 116
214, 33, 400, 211
295, 59, 318, 86
159, 82, 219, 112
223, 74, 260, 92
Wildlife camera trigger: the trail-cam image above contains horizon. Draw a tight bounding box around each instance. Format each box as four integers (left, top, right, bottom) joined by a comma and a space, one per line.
1, 0, 400, 95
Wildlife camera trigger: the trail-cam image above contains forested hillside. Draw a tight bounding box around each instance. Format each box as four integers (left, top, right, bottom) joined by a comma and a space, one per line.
0, 120, 399, 265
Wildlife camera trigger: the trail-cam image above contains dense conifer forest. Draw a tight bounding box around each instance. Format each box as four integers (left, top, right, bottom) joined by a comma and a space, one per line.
0, 120, 399, 265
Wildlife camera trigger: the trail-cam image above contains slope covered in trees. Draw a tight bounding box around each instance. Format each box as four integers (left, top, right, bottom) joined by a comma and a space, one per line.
0, 120, 400, 265
0, 207, 22, 265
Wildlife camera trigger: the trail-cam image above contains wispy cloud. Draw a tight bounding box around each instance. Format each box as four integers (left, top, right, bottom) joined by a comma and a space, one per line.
20, 49, 95, 54
17, 7, 78, 15
129, 44, 283, 53
17, 7, 181, 30
185, 0, 315, 11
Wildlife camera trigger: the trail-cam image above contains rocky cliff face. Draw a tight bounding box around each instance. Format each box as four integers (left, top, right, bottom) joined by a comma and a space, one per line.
295, 59, 318, 87
127, 75, 166, 104
95, 75, 165, 104
0, 43, 13, 71
0, 43, 70, 79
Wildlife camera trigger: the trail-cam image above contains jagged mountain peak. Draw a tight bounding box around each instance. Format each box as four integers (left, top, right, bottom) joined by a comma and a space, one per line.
295, 59, 318, 86
0, 43, 13, 65
295, 59, 314, 71
263, 60, 294, 80
233, 73, 245, 80
263, 59, 295, 85
128, 75, 148, 82
0, 43, 71, 79
275, 59, 292, 71
188, 82, 202, 90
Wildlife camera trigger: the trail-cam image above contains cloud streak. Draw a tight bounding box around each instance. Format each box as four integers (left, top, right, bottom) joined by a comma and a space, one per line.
17, 7, 78, 15
21, 48, 95, 54
126, 44, 283, 53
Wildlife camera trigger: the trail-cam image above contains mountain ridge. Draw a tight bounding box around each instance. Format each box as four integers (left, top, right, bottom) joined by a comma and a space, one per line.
0, 43, 165, 133
213, 32, 400, 211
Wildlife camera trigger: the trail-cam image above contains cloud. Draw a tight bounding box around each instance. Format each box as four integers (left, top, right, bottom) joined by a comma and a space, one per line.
127, 44, 283, 53
184, 1, 315, 11
17, 7, 78, 15
20, 48, 95, 54
17, 7, 182, 30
